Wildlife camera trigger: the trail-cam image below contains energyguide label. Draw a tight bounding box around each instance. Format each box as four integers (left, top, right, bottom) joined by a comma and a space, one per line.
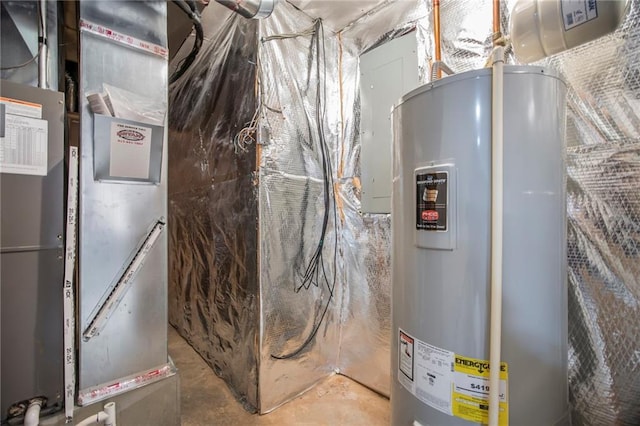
398, 329, 509, 425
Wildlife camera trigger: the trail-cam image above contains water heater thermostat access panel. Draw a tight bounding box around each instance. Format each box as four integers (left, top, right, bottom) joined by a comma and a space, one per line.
414, 163, 456, 250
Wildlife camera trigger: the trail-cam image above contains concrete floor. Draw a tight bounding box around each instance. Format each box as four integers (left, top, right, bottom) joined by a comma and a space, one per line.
168, 326, 390, 426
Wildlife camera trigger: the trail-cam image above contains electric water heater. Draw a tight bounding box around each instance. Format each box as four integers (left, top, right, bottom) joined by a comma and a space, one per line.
391, 66, 569, 426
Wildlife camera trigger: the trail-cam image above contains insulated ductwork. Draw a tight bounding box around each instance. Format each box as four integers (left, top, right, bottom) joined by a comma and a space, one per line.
215, 0, 275, 19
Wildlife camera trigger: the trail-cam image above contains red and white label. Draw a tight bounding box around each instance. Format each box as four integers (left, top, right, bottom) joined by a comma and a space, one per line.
422, 210, 439, 221
78, 363, 175, 406
80, 20, 168, 59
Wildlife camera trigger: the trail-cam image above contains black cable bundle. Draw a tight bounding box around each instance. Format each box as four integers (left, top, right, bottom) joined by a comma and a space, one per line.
170, 0, 204, 84
272, 20, 338, 360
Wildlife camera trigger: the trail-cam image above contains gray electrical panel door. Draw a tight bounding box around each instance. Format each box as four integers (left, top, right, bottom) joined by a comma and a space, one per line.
360, 32, 419, 214
0, 80, 65, 419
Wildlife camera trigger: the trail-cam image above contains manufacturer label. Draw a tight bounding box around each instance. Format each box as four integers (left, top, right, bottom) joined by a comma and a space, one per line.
452, 354, 509, 425
398, 330, 454, 415
397, 330, 509, 424
109, 121, 152, 179
0, 96, 42, 118
399, 330, 415, 380
416, 171, 447, 231
561, 0, 598, 30
0, 114, 48, 176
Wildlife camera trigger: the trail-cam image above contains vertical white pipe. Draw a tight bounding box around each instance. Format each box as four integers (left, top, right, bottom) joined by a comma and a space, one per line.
104, 402, 116, 426
24, 400, 43, 426
489, 45, 504, 426
38, 0, 47, 88
74, 402, 116, 426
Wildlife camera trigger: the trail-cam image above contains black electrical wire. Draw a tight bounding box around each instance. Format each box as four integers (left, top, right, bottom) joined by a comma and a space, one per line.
185, 0, 198, 12
272, 19, 338, 360
169, 0, 204, 84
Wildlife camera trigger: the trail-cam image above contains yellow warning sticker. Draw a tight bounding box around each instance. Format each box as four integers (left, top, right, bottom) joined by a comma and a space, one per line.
451, 354, 508, 425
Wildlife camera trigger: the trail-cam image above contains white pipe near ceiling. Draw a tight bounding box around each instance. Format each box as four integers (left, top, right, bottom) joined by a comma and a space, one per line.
37, 0, 47, 88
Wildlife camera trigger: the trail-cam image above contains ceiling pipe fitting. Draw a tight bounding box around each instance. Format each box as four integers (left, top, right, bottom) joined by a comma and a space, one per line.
38, 0, 48, 88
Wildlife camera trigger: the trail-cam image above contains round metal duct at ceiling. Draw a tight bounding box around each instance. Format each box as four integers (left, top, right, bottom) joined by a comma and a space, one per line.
215, 0, 275, 19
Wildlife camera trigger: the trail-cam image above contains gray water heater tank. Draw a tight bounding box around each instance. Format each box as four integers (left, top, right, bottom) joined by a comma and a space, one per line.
391, 66, 569, 426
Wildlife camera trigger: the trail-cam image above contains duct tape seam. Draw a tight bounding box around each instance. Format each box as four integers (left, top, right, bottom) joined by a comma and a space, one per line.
63, 146, 79, 420
77, 362, 176, 406
79, 20, 168, 59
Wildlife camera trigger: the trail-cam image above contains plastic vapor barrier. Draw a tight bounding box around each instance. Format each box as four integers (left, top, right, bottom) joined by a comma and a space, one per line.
168, 0, 640, 421
168, 12, 260, 411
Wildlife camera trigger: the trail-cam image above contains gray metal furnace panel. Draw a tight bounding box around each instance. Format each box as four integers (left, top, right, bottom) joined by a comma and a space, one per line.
78, 1, 168, 390
37, 374, 179, 426
360, 31, 419, 214
0, 80, 65, 419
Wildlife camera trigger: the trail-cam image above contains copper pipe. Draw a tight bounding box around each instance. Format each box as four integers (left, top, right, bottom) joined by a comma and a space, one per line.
493, 0, 502, 45
433, 0, 442, 78
337, 31, 345, 180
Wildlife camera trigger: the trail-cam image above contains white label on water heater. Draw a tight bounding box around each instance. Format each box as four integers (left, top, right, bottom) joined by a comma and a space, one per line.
561, 0, 598, 31
399, 330, 415, 380
398, 329, 510, 425
398, 329, 454, 415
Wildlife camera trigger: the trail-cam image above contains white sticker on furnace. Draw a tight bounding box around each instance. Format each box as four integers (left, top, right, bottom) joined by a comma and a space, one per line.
0, 114, 48, 176
109, 121, 152, 179
398, 329, 454, 415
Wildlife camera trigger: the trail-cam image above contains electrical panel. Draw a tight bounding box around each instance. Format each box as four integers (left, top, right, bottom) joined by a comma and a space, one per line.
360, 32, 419, 214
